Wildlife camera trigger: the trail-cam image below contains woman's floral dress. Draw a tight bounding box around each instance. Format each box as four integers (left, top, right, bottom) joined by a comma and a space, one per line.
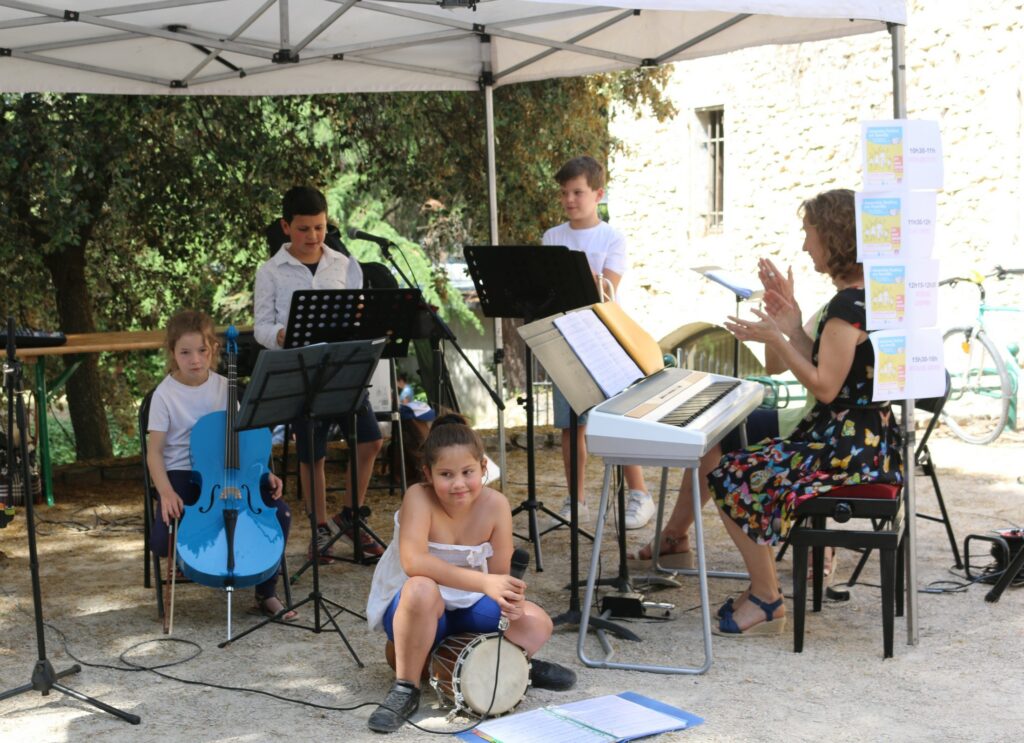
708, 288, 903, 545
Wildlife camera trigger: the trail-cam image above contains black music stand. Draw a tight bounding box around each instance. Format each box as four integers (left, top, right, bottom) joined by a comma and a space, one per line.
464, 245, 599, 571
284, 288, 423, 576
219, 338, 385, 664
0, 319, 140, 724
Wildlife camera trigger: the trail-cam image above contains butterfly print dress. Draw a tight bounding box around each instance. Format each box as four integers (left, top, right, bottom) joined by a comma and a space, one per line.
708, 288, 903, 545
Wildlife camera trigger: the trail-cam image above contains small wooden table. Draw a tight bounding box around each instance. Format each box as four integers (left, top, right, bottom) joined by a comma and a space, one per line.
16, 327, 248, 505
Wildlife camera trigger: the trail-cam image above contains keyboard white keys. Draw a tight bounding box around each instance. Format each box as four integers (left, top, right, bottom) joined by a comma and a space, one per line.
586, 368, 764, 466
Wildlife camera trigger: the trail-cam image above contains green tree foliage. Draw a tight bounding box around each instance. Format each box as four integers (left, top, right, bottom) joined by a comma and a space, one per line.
0, 69, 672, 461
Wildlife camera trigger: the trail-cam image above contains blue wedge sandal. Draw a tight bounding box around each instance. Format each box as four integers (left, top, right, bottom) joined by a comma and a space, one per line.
713, 594, 786, 637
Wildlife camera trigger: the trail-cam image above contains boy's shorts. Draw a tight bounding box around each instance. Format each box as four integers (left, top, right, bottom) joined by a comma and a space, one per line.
292, 397, 382, 464
718, 408, 780, 454
382, 589, 502, 647
553, 383, 588, 429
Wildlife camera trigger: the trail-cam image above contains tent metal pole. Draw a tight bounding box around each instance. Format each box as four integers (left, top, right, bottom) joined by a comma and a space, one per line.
890, 21, 917, 647
484, 56, 508, 489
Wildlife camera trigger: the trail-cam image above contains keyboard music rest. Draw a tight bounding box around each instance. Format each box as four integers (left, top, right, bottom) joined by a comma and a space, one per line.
585, 367, 764, 467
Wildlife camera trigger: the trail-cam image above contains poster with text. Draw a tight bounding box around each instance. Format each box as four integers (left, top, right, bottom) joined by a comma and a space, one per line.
864, 259, 939, 330
855, 190, 938, 260
861, 120, 943, 191
870, 328, 945, 401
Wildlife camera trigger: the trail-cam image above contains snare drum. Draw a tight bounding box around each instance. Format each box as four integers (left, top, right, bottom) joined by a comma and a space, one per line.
429, 632, 530, 717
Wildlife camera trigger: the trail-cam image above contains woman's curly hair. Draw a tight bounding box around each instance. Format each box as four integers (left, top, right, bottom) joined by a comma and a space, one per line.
799, 189, 859, 281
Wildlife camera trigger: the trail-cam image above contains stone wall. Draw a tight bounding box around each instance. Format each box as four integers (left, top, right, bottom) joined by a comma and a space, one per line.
609, 1, 1024, 348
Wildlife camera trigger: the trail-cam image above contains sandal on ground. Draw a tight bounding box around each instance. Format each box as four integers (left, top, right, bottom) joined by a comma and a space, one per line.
627, 535, 694, 569
717, 583, 784, 619
250, 595, 298, 622
712, 594, 786, 637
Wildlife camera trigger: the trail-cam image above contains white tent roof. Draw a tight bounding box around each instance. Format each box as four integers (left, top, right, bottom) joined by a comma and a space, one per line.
0, 0, 904, 95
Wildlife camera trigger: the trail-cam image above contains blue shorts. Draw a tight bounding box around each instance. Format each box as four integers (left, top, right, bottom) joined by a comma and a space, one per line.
553, 384, 588, 429
382, 589, 502, 647
719, 408, 780, 454
292, 397, 382, 464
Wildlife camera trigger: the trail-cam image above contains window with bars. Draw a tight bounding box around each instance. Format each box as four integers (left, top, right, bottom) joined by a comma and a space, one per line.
698, 107, 724, 232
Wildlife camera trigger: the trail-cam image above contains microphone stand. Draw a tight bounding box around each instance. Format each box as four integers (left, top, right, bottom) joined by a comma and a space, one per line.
372, 238, 504, 412
0, 318, 139, 724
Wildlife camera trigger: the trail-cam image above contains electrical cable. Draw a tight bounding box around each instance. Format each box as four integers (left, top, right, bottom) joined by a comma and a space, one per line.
1, 583, 516, 736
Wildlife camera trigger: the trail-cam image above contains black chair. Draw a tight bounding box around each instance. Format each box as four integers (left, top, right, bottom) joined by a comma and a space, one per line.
141, 388, 291, 618
140, 388, 185, 618
788, 482, 906, 658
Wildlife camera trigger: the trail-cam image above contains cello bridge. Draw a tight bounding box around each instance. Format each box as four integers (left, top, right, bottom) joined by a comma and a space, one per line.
221, 486, 242, 500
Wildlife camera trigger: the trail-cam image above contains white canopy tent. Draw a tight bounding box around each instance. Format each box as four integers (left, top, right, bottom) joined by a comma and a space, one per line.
0, 0, 919, 645
0, 1, 903, 94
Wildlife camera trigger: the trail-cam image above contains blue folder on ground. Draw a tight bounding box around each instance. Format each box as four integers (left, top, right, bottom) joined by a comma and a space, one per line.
456, 691, 703, 742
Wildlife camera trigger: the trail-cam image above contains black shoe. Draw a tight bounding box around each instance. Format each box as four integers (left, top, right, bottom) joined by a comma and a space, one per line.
530, 658, 577, 691
367, 680, 421, 733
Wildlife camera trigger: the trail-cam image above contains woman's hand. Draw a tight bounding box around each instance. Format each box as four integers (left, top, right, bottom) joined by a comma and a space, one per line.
724, 307, 786, 347
483, 573, 526, 615
758, 258, 802, 338
159, 491, 185, 525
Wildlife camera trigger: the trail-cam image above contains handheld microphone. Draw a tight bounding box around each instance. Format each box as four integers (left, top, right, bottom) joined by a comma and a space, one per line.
509, 547, 530, 580
498, 548, 531, 632
345, 226, 393, 248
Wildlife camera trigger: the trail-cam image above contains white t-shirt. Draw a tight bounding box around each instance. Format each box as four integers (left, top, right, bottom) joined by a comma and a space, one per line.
148, 372, 228, 471
541, 220, 628, 277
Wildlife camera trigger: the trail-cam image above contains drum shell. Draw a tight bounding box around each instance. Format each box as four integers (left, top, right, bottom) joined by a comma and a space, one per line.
429, 632, 530, 717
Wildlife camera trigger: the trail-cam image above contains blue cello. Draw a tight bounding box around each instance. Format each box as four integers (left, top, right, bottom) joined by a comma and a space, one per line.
176, 326, 284, 590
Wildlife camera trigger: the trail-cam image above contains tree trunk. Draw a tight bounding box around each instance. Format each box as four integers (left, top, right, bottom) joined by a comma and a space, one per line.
42, 243, 112, 460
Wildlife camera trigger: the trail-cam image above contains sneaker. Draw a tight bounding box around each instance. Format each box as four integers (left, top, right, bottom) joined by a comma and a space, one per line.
555, 496, 590, 527
330, 506, 355, 534
330, 507, 385, 559
337, 525, 385, 559
307, 523, 338, 564
530, 658, 577, 691
367, 680, 421, 733
624, 489, 655, 530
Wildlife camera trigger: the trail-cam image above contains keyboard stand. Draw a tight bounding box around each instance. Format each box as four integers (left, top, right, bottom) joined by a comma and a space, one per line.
580, 457, 715, 675
632, 466, 749, 590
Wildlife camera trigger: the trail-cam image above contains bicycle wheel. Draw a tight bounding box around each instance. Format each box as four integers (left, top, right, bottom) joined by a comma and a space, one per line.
941, 326, 1011, 444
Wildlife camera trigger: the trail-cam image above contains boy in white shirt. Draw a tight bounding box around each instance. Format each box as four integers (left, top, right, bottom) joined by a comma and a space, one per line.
542, 157, 655, 530
254, 186, 385, 562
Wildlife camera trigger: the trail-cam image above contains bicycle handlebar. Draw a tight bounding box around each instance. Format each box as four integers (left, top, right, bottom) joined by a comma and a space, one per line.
939, 265, 1024, 287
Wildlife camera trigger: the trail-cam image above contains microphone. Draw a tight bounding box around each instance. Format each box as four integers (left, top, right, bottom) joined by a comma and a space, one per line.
509, 547, 530, 580
498, 548, 531, 632
345, 226, 393, 248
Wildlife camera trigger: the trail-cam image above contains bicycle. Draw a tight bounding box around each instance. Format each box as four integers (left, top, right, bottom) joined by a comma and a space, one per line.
939, 266, 1024, 445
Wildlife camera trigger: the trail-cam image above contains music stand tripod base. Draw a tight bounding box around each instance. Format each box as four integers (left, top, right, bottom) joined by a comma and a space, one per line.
219, 338, 385, 665
0, 330, 140, 724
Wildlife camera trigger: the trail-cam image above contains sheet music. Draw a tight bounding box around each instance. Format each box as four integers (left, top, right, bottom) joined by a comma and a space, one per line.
554, 695, 687, 739
471, 707, 615, 742
554, 311, 643, 398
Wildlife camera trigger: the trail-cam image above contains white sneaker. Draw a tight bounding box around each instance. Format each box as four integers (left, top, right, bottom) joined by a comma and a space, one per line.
555, 496, 590, 527
624, 490, 656, 530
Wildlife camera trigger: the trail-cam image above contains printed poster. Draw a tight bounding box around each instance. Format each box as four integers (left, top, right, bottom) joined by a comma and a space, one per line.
855, 190, 937, 260
864, 259, 939, 330
869, 328, 946, 401
861, 120, 943, 191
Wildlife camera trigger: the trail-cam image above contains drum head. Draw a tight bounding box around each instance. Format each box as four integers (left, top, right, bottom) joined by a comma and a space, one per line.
455, 635, 530, 716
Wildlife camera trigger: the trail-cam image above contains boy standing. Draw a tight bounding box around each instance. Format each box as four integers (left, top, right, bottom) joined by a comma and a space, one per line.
254, 185, 385, 561
542, 157, 655, 530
